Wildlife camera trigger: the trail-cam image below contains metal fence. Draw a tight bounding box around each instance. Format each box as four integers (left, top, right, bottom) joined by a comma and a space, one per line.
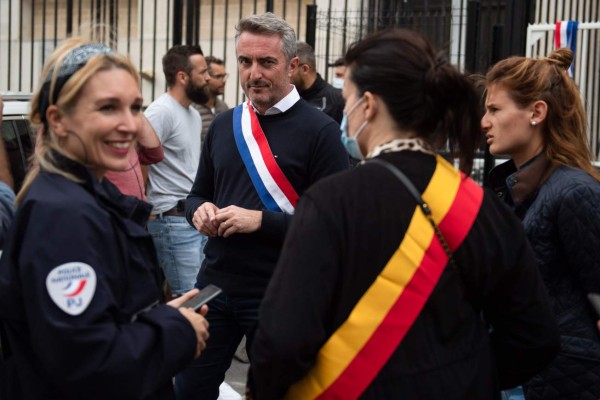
0, 0, 315, 105
1, 0, 599, 163
0, 0, 515, 103
314, 6, 465, 83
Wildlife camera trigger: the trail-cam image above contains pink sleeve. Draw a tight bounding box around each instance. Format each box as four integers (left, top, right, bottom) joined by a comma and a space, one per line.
138, 145, 164, 165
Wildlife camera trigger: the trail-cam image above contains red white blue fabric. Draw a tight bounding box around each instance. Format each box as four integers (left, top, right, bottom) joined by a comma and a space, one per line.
555, 20, 578, 77
232, 101, 299, 214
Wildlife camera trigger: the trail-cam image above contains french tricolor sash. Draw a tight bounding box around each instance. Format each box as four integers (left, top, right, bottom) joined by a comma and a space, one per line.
555, 20, 578, 77
285, 155, 484, 400
232, 101, 299, 214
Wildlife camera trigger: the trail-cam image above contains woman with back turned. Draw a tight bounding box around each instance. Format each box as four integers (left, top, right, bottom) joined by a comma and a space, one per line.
250, 29, 560, 400
483, 48, 600, 400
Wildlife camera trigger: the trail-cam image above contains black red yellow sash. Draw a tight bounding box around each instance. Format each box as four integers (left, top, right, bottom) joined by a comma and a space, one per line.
285, 155, 484, 400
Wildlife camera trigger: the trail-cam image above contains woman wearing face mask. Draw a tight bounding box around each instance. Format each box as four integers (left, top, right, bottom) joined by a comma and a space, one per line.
483, 49, 600, 400
0, 38, 210, 400
250, 29, 559, 400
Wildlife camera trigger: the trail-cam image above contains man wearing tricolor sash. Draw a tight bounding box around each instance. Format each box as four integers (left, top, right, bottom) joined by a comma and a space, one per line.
178, 13, 349, 399
251, 29, 559, 400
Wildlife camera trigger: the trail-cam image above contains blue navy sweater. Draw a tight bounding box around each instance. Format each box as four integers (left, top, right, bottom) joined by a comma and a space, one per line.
186, 99, 349, 297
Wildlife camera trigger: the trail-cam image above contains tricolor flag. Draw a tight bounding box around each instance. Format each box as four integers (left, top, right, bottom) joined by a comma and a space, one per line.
555, 20, 578, 77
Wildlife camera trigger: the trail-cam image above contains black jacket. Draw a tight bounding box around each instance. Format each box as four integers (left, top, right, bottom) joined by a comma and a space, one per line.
252, 151, 559, 400
298, 74, 344, 124
488, 154, 600, 400
0, 153, 196, 400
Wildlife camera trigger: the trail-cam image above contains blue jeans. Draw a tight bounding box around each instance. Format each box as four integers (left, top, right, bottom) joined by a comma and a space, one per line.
501, 386, 525, 400
147, 215, 206, 296
175, 292, 260, 400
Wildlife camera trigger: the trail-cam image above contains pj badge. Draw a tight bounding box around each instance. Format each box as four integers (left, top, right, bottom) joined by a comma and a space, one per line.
46, 262, 97, 315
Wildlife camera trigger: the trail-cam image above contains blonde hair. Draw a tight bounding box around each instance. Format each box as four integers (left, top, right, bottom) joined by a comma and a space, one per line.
485, 48, 600, 181
18, 37, 140, 204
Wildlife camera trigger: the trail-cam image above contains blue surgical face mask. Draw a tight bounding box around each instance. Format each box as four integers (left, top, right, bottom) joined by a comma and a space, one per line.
332, 77, 344, 89
340, 96, 368, 159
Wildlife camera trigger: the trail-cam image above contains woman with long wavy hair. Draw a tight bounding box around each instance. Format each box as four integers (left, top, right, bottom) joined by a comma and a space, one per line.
483, 48, 600, 400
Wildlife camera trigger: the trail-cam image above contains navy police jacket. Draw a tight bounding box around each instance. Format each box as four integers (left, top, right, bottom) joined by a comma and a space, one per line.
0, 152, 196, 400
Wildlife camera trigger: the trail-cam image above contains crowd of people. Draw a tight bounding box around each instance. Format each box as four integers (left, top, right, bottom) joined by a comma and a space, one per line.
0, 10, 599, 400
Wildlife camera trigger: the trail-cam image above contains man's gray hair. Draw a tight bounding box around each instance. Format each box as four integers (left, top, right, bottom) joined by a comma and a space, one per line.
235, 12, 297, 62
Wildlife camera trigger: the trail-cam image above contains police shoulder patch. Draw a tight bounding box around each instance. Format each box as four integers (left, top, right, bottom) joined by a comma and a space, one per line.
46, 262, 97, 316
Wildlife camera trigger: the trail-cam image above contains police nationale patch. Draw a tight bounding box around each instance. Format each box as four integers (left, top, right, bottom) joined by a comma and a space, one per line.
46, 262, 97, 316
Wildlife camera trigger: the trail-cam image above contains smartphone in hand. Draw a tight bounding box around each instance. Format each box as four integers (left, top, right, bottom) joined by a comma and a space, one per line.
179, 284, 222, 311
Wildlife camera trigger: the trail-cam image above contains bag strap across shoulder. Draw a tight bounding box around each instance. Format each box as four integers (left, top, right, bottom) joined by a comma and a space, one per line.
368, 158, 459, 274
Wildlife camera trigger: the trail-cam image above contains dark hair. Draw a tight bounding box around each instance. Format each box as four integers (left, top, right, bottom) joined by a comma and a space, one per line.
485, 48, 599, 181
328, 57, 345, 67
162, 45, 204, 87
205, 55, 225, 68
295, 41, 316, 70
344, 29, 481, 173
